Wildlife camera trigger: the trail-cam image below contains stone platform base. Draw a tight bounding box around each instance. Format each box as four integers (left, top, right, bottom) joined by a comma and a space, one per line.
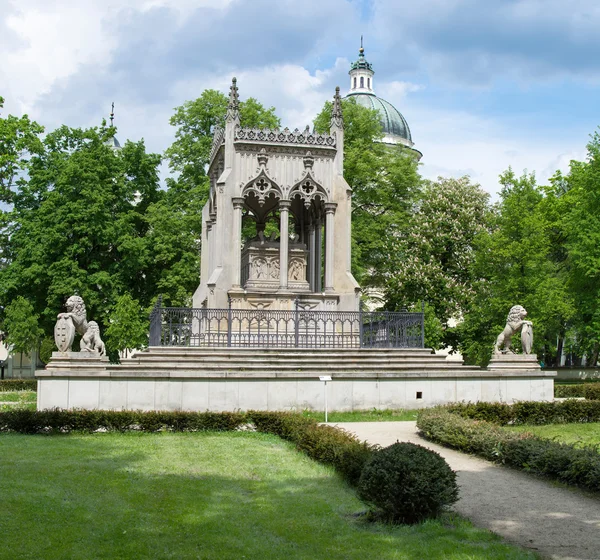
488, 353, 541, 371
36, 347, 556, 412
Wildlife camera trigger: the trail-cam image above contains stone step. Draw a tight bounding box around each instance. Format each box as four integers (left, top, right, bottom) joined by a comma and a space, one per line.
129, 354, 452, 364
115, 361, 480, 373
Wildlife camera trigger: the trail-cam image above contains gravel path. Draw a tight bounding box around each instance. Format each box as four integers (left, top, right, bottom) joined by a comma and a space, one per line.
333, 421, 600, 560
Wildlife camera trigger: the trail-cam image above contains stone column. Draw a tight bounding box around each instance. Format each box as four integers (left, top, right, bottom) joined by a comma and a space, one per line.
231, 197, 245, 288
279, 200, 291, 289
209, 212, 217, 271
206, 220, 214, 274
315, 216, 322, 292
308, 220, 316, 291
324, 203, 337, 292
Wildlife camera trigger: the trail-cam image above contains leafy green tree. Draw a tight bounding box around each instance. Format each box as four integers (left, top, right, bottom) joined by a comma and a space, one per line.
0, 95, 44, 204
0, 121, 164, 334
385, 177, 491, 329
314, 97, 421, 286
547, 132, 600, 365
104, 293, 149, 360
2, 296, 43, 355
459, 170, 574, 366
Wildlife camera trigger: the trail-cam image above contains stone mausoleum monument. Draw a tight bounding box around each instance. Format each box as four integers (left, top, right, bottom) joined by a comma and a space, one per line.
193, 78, 359, 314
36, 64, 556, 411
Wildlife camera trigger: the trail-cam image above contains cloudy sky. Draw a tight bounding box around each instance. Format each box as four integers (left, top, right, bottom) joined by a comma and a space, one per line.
2, 0, 599, 198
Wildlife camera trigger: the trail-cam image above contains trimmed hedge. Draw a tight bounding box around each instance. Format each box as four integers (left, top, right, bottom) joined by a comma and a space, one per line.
0, 409, 248, 434
249, 411, 375, 485
554, 384, 600, 399
0, 379, 37, 392
554, 385, 585, 398
446, 400, 600, 425
417, 408, 600, 493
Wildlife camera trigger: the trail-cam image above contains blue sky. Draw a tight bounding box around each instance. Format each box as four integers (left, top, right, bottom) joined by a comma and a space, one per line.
2, 0, 599, 198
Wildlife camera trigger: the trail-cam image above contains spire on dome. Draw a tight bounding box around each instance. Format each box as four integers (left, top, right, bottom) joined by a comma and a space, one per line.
226, 77, 240, 123
106, 101, 121, 149
330, 86, 343, 130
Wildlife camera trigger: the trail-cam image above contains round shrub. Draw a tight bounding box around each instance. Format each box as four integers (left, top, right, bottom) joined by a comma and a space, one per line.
357, 442, 459, 524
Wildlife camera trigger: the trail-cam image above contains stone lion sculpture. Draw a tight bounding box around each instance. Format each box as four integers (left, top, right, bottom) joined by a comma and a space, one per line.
494, 305, 533, 354
80, 321, 106, 356
54, 295, 105, 355
58, 295, 88, 336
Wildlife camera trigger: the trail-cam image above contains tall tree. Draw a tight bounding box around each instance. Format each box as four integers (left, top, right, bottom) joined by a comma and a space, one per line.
384, 176, 491, 335
0, 95, 44, 204
548, 132, 600, 365
0, 121, 164, 335
458, 170, 574, 366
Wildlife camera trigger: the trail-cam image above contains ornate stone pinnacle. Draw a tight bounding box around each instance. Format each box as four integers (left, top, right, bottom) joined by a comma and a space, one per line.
330, 86, 344, 130
226, 77, 240, 122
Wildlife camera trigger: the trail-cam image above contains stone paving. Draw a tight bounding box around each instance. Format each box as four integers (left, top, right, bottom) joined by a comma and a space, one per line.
333, 421, 600, 560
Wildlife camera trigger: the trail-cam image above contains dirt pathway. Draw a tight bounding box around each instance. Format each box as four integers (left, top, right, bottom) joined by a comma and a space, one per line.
333, 421, 600, 560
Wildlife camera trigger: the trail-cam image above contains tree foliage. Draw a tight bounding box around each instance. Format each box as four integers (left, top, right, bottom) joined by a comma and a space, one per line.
458, 170, 575, 366
314, 97, 421, 286
0, 121, 166, 334
2, 296, 44, 355
385, 176, 491, 326
165, 89, 280, 194
104, 293, 149, 359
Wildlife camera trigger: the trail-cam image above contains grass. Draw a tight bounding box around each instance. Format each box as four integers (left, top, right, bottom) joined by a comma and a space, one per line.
0, 432, 536, 560
505, 422, 600, 448
0, 390, 36, 411
302, 408, 419, 422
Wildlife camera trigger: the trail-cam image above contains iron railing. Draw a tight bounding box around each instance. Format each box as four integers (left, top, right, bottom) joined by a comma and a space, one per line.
149, 299, 424, 349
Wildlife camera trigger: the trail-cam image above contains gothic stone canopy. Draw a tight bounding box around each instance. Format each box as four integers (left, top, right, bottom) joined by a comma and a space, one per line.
193, 80, 359, 313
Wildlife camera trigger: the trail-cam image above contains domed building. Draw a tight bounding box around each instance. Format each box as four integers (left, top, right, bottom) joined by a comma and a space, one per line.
345, 44, 422, 160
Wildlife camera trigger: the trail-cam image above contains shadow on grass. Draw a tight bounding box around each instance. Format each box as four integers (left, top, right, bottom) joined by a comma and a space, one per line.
0, 432, 534, 560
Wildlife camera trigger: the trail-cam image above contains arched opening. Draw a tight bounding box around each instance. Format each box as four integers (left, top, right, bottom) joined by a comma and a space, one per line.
360, 76, 364, 88
353, 77, 357, 88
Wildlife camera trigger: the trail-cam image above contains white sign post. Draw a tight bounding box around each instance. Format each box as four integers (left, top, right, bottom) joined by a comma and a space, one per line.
319, 376, 332, 423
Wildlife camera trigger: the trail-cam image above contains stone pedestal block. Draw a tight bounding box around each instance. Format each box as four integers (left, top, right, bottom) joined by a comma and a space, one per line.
488, 354, 541, 371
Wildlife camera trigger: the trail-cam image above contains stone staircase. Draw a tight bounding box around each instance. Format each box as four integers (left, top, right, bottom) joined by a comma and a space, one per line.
117, 347, 482, 378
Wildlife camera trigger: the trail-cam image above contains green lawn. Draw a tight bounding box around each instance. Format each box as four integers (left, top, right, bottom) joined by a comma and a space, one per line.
0, 390, 36, 411
302, 408, 418, 422
505, 423, 600, 448
0, 432, 535, 560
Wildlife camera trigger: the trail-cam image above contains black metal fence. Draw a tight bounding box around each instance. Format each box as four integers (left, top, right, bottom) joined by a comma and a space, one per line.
149, 298, 424, 349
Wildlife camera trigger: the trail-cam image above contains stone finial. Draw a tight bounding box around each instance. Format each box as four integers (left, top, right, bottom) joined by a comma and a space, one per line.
226, 77, 240, 123
330, 86, 344, 130
493, 305, 534, 355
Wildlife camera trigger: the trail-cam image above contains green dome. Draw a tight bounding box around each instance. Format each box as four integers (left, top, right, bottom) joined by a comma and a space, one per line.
346, 92, 413, 146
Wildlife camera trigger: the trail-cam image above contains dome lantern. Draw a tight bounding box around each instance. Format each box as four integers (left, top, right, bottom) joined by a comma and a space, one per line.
348, 37, 374, 94
345, 40, 421, 158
